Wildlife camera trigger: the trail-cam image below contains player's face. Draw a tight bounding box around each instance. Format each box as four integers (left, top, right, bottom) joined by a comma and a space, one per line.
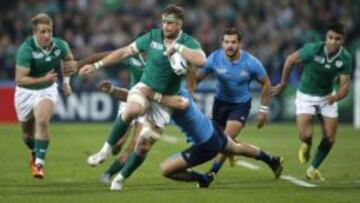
222, 34, 241, 59
162, 20, 181, 39
325, 30, 344, 54
34, 23, 53, 48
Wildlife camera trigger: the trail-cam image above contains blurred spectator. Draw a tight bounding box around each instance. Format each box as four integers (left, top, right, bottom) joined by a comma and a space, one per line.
0, 0, 358, 89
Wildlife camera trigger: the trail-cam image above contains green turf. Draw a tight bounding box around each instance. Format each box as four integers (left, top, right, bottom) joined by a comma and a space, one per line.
0, 123, 359, 203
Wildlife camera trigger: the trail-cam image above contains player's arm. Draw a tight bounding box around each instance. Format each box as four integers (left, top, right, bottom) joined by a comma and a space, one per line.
271, 51, 301, 95
61, 52, 75, 96
327, 74, 351, 105
79, 44, 137, 77
186, 64, 198, 96
63, 51, 111, 75
15, 67, 57, 86
98, 81, 188, 110
256, 75, 271, 129
177, 46, 206, 67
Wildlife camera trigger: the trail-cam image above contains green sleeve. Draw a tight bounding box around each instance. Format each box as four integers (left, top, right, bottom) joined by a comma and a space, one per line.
183, 38, 201, 50
59, 39, 71, 58
298, 43, 318, 63
16, 43, 31, 68
135, 31, 152, 52
340, 54, 353, 75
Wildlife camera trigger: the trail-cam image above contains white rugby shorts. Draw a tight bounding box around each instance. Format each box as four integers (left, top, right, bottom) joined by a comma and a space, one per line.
295, 90, 338, 118
14, 84, 59, 122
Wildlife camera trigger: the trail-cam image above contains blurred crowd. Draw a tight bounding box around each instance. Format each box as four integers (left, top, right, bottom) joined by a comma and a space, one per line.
0, 0, 359, 89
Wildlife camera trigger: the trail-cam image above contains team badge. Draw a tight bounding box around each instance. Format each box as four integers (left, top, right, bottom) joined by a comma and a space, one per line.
335, 60, 343, 68
55, 49, 61, 56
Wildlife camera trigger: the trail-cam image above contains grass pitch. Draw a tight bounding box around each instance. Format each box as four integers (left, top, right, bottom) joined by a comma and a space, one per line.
0, 123, 359, 203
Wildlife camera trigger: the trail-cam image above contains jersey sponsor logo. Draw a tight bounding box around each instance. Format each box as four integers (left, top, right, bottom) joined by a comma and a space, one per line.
325, 64, 330, 69
313, 56, 325, 64
335, 60, 343, 68
216, 67, 226, 74
54, 49, 61, 56
150, 41, 164, 50
45, 56, 52, 62
32, 52, 44, 59
130, 58, 144, 67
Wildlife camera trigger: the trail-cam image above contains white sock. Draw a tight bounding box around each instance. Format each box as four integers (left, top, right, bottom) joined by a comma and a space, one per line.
35, 158, 45, 166
101, 142, 112, 155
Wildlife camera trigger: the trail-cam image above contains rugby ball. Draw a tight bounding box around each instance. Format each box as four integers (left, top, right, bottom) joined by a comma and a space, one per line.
170, 52, 189, 75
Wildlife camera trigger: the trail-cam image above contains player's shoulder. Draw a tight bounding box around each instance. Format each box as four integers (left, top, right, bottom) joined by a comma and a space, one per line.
17, 37, 33, 52
209, 48, 223, 59
242, 50, 262, 65
340, 47, 352, 60
301, 41, 324, 51
53, 37, 69, 48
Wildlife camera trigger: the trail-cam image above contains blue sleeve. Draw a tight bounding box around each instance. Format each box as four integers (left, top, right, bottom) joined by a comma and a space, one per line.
249, 56, 267, 80
199, 53, 215, 74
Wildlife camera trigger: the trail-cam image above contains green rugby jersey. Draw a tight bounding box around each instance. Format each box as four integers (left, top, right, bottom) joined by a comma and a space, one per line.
298, 42, 352, 96
118, 55, 145, 88
16, 36, 71, 89
135, 29, 201, 95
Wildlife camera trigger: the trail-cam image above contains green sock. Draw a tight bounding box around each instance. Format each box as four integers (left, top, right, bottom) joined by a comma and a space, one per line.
106, 116, 130, 146
311, 138, 333, 169
121, 152, 146, 178
105, 160, 125, 176
34, 139, 49, 160
24, 137, 35, 152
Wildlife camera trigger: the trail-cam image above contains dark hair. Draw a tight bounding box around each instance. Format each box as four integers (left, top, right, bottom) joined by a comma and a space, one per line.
326, 22, 345, 35
222, 27, 242, 41
162, 4, 184, 22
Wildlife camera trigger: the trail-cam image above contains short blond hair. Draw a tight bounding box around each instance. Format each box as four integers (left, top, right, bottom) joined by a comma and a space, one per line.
31, 13, 53, 30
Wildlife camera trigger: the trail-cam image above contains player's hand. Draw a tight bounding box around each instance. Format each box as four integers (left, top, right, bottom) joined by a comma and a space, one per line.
165, 43, 176, 57
139, 86, 155, 99
271, 83, 287, 96
43, 69, 58, 83
63, 60, 79, 76
97, 80, 113, 93
62, 83, 72, 97
327, 95, 337, 105
256, 111, 268, 129
79, 64, 96, 77
161, 95, 189, 110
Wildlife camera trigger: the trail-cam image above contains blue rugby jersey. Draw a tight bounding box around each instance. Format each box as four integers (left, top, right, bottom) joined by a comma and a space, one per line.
200, 49, 267, 103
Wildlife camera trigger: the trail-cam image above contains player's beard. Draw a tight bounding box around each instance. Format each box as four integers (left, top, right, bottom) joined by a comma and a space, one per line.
225, 48, 239, 60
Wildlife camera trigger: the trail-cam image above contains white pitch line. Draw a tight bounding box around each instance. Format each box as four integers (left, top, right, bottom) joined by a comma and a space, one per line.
162, 134, 179, 144
235, 160, 317, 188
280, 175, 317, 187
236, 160, 261, 170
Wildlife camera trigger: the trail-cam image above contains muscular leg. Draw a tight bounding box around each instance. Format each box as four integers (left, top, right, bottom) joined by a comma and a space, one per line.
20, 117, 35, 152
33, 99, 55, 167
297, 114, 314, 164
223, 137, 284, 178
311, 116, 337, 169
209, 120, 244, 174
110, 123, 162, 190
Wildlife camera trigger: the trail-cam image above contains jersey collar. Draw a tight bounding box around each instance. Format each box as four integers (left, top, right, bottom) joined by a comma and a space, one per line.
33, 35, 55, 55
324, 45, 343, 63
163, 30, 183, 48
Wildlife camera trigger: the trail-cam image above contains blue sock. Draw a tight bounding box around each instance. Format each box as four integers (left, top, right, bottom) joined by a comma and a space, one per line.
189, 171, 208, 182
209, 160, 223, 174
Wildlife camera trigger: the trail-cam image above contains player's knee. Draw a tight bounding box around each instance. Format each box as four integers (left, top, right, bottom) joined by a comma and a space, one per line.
35, 119, 50, 131
159, 162, 172, 178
